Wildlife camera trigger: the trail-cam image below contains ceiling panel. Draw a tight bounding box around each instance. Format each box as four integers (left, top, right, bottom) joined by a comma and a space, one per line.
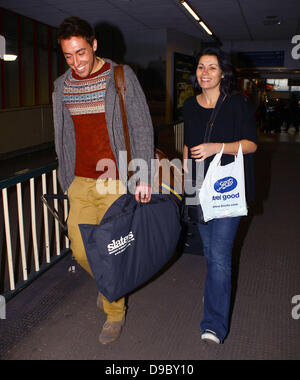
0, 0, 299, 43
240, 0, 300, 40
191, 0, 251, 40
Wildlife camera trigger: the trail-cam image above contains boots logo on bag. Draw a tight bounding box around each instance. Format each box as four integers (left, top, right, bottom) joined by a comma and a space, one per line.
214, 177, 237, 193
107, 232, 135, 256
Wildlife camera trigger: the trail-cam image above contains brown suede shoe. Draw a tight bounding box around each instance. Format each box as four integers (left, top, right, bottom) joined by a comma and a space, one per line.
99, 319, 125, 345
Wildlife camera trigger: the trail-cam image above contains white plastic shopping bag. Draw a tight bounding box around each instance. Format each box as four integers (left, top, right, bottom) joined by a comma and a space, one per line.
199, 144, 248, 222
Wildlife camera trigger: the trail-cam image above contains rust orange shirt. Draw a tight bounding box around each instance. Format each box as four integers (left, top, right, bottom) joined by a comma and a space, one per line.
63, 62, 119, 180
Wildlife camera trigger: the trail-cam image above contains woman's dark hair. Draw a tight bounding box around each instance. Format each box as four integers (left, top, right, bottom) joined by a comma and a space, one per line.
57, 16, 95, 46
194, 47, 237, 96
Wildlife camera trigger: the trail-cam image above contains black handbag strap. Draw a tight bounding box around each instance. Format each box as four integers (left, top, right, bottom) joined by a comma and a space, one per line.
203, 93, 227, 143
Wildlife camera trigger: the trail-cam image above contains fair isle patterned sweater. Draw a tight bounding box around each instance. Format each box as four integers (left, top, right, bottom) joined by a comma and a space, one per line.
62, 62, 118, 179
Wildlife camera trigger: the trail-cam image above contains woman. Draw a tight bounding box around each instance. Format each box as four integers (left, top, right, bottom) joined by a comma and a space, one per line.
183, 47, 257, 344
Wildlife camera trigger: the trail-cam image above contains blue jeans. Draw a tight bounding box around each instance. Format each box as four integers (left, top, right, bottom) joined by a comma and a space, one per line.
197, 217, 241, 343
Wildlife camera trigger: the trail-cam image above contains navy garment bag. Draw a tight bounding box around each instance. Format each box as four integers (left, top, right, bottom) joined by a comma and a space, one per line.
79, 194, 181, 303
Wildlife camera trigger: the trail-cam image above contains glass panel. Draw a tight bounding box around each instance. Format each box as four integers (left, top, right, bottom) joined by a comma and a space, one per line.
51, 28, 58, 92
21, 17, 35, 106
37, 23, 49, 104
2, 10, 19, 107
0, 10, 60, 107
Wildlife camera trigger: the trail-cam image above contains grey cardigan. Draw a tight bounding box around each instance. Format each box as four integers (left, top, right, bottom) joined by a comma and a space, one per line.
52, 58, 154, 193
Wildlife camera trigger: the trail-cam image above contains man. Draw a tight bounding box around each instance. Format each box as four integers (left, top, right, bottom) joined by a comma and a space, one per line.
52, 16, 154, 345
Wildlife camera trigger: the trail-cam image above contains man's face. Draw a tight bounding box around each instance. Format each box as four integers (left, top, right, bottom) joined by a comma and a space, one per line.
61, 36, 98, 78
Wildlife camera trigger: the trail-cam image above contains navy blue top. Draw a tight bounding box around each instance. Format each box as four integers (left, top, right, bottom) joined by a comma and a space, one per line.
183, 93, 258, 203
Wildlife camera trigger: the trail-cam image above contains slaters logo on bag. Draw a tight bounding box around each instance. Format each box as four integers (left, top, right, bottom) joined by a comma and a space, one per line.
107, 232, 135, 256
214, 177, 237, 193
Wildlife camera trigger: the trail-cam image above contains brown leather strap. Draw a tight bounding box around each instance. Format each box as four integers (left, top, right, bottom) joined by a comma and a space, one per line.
114, 65, 132, 168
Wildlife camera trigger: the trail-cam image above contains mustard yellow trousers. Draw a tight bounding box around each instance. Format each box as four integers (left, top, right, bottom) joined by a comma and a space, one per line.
67, 176, 126, 322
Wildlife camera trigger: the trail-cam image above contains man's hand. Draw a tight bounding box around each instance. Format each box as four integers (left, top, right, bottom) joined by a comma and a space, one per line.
135, 183, 152, 203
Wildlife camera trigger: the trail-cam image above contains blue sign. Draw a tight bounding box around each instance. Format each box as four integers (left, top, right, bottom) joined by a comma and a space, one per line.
237, 51, 284, 67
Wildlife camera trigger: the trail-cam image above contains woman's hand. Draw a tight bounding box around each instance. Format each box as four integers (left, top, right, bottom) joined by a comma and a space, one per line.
189, 140, 257, 162
190, 143, 222, 161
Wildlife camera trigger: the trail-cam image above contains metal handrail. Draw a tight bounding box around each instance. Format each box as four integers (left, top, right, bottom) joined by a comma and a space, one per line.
0, 160, 71, 302
155, 120, 184, 157
0, 162, 58, 190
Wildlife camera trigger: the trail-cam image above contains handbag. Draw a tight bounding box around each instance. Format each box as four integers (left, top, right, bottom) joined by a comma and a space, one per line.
199, 143, 248, 222
78, 65, 182, 302
182, 94, 227, 224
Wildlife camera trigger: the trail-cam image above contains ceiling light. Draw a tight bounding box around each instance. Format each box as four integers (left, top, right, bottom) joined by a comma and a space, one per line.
0, 35, 18, 61
180, 1, 200, 22
180, 1, 214, 37
263, 16, 281, 26
199, 21, 213, 35
4, 54, 17, 61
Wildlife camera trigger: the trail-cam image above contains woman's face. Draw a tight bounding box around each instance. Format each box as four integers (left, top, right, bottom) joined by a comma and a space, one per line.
196, 54, 224, 91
